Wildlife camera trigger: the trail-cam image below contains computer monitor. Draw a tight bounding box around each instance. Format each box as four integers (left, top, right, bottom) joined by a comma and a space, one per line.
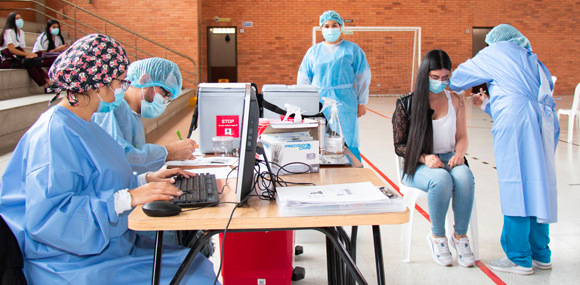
235, 84, 260, 203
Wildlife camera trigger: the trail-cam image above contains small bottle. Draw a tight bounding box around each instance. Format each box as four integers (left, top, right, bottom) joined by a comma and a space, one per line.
316, 117, 326, 155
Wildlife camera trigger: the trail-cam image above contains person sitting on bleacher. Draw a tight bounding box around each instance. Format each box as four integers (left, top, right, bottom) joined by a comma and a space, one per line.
32, 19, 71, 67
0, 12, 53, 92
92, 57, 197, 174
392, 49, 476, 268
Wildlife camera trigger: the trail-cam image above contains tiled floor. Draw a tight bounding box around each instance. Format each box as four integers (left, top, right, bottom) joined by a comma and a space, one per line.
205, 95, 580, 284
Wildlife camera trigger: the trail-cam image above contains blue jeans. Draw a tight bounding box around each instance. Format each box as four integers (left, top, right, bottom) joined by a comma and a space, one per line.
501, 215, 551, 267
403, 152, 475, 237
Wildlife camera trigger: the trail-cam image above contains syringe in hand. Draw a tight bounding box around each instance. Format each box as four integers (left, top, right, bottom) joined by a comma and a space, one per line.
464, 91, 485, 100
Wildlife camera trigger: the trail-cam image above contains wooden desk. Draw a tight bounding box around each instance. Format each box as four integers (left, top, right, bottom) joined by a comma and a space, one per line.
129, 168, 409, 285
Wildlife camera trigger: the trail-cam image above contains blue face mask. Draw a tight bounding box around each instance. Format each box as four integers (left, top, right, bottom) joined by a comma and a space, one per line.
15, 19, 24, 29
429, 78, 448, 94
50, 28, 59, 36
322, 28, 341, 43
96, 86, 125, 113
141, 88, 168, 119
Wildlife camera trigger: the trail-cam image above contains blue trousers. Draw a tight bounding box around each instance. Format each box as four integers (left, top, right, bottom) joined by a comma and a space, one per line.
501, 215, 551, 267
403, 152, 475, 237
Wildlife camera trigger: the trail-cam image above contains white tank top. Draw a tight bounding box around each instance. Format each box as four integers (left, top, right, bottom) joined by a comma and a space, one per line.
432, 90, 456, 154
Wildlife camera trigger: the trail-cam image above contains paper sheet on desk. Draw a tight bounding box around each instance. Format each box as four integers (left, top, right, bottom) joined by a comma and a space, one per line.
184, 167, 237, 179
277, 182, 390, 207
165, 157, 238, 167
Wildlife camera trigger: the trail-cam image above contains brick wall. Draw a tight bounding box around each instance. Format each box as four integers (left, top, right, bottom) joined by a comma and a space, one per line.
200, 0, 580, 95
5, 0, 576, 94
46, 0, 201, 89
1, 2, 37, 22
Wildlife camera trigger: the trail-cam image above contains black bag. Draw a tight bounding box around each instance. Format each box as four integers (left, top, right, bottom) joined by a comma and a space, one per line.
20, 57, 42, 68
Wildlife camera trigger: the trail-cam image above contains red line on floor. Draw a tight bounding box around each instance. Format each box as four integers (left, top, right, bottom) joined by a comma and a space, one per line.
366, 108, 391, 119
360, 153, 506, 285
476, 261, 507, 285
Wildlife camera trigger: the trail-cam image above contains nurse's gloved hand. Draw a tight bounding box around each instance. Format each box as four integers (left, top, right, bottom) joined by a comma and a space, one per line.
129, 183, 183, 207
146, 168, 192, 183
166, 139, 197, 161
472, 88, 488, 109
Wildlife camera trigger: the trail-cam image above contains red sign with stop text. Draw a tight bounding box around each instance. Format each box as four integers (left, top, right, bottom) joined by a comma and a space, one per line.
216, 115, 239, 138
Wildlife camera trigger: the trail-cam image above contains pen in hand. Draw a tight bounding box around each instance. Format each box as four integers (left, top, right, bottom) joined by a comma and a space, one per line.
176, 130, 183, 140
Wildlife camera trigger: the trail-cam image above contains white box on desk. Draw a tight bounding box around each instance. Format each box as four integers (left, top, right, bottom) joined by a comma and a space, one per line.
260, 119, 320, 174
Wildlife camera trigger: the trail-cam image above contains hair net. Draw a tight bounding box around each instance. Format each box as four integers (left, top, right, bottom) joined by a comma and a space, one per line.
485, 24, 532, 52
319, 10, 344, 27
48, 33, 130, 106
126, 57, 183, 99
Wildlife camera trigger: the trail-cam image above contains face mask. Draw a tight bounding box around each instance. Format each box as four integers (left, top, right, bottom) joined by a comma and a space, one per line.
15, 19, 24, 29
140, 88, 168, 119
429, 78, 448, 94
95, 86, 125, 113
50, 28, 59, 36
322, 28, 341, 43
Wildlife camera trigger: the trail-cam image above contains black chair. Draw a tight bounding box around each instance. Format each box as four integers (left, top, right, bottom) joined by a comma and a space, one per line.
0, 215, 27, 285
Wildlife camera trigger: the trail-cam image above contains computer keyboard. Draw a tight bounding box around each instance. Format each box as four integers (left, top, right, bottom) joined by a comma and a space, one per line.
172, 173, 220, 207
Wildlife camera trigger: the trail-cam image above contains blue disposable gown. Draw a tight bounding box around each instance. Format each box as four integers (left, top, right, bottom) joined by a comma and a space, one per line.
92, 100, 168, 174
298, 40, 371, 152
0, 106, 218, 284
449, 42, 559, 223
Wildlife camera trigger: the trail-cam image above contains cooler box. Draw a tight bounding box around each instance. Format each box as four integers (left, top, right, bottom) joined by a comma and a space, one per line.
197, 83, 251, 154
220, 231, 295, 285
262, 85, 319, 119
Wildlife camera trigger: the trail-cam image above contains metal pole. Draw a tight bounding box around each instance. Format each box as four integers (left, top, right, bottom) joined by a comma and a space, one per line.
152, 231, 164, 285
74, 6, 76, 40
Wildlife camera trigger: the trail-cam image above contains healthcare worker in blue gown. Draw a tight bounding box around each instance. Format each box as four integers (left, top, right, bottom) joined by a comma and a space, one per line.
448, 24, 559, 275
0, 34, 219, 284
298, 10, 371, 162
92, 57, 197, 175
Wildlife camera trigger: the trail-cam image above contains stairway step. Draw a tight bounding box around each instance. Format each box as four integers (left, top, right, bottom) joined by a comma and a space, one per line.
0, 68, 50, 100
0, 95, 56, 151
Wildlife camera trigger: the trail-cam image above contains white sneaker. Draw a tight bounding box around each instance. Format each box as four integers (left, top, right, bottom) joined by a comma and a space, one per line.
489, 257, 534, 275
426, 233, 453, 267
532, 259, 552, 270
450, 235, 475, 267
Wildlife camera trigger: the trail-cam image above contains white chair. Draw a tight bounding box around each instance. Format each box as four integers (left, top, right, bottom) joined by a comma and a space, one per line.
557, 82, 580, 143
396, 156, 479, 262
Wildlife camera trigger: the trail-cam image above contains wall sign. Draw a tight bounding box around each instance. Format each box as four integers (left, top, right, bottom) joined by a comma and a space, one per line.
242, 22, 253, 27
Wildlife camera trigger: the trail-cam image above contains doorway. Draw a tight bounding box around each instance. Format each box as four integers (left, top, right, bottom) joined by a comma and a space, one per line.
471, 27, 493, 94
207, 27, 237, 83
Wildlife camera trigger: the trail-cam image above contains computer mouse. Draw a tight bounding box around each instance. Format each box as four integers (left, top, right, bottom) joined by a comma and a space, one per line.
143, 201, 182, 217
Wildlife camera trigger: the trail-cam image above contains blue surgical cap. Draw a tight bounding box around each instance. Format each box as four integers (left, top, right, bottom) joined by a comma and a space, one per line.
126, 57, 183, 99
485, 24, 532, 52
319, 10, 344, 27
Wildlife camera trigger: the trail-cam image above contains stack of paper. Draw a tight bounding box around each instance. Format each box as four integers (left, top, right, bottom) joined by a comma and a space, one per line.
276, 182, 406, 217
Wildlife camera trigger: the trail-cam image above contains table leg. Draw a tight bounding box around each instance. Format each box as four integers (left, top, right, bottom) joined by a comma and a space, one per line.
326, 237, 335, 285
152, 231, 164, 285
315, 227, 368, 285
170, 230, 221, 285
176, 230, 183, 246
372, 225, 385, 285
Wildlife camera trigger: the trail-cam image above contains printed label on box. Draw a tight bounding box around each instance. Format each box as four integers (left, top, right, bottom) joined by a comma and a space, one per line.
216, 115, 239, 138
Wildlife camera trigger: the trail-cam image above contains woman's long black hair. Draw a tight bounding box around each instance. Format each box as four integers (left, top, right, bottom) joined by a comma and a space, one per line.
403, 49, 452, 178
0, 12, 20, 47
44, 19, 64, 51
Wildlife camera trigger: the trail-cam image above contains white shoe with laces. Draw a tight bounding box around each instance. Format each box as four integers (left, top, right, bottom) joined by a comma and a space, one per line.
426, 233, 453, 267
450, 235, 475, 267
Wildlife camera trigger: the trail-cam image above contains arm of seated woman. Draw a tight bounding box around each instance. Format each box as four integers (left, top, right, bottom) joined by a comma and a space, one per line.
450, 92, 468, 169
